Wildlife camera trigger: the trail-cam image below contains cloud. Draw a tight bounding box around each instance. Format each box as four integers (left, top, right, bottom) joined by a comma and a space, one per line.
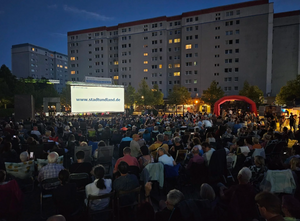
47, 4, 57, 9
63, 5, 113, 21
51, 33, 67, 38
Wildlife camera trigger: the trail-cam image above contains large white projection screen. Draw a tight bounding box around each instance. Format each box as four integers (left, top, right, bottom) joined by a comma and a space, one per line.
71, 86, 124, 113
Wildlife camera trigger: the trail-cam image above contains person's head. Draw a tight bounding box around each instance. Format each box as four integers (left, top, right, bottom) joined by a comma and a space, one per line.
93, 164, 106, 189
166, 189, 184, 210
290, 157, 300, 171
20, 151, 29, 162
123, 147, 131, 155
132, 134, 140, 141
200, 183, 215, 201
140, 145, 149, 156
157, 134, 164, 142
98, 140, 106, 147
252, 137, 259, 144
202, 142, 211, 152
68, 134, 75, 142
58, 169, 69, 185
174, 137, 181, 144
0, 170, 6, 183
282, 195, 300, 219
46, 215, 66, 221
191, 146, 199, 155
254, 156, 265, 167
125, 131, 131, 137
237, 167, 252, 184
118, 161, 129, 175
255, 192, 282, 219
80, 141, 88, 146
157, 147, 167, 156
164, 134, 170, 141
193, 137, 201, 145
45, 130, 51, 137
76, 150, 85, 162
48, 152, 59, 163
33, 126, 38, 131
153, 126, 158, 131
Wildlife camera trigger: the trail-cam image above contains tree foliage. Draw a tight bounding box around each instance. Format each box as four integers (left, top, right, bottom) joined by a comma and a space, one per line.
0, 64, 59, 111
124, 85, 136, 106
276, 75, 300, 106
136, 79, 154, 107
201, 80, 225, 109
239, 81, 264, 107
152, 84, 164, 106
60, 85, 71, 108
168, 86, 191, 113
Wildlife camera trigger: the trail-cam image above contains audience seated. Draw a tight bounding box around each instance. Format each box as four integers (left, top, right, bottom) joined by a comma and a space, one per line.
148, 134, 169, 160
38, 151, 64, 182
113, 147, 139, 173
158, 147, 176, 166
202, 142, 215, 166
69, 150, 92, 175
138, 145, 154, 169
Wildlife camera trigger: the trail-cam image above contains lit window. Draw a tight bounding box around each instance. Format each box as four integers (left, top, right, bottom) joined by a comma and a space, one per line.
194, 80, 197, 84
174, 38, 180, 43
114, 61, 119, 65
57, 64, 59, 67
174, 64, 180, 68
144, 61, 148, 64
70, 57, 75, 61
59, 65, 63, 68
71, 71, 75, 74
185, 44, 192, 49
144, 53, 148, 56
64, 66, 68, 69
168, 64, 172, 69
31, 48, 35, 51
169, 39, 173, 44
174, 72, 180, 76
113, 76, 119, 80
159, 64, 162, 69
144, 69, 148, 72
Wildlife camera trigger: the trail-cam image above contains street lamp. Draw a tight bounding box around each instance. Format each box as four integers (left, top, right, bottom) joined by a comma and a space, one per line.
141, 96, 145, 113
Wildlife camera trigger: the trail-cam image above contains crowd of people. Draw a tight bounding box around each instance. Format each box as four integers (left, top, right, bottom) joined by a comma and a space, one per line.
0, 111, 300, 221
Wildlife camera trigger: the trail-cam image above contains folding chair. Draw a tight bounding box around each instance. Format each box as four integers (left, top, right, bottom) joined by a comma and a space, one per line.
69, 173, 90, 191
116, 186, 141, 221
40, 178, 60, 218
95, 146, 114, 178
175, 150, 188, 163
87, 191, 115, 221
74, 145, 93, 163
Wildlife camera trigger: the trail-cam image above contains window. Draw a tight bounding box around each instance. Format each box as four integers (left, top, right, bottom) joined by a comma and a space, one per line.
194, 70, 198, 75
234, 77, 239, 81
168, 64, 172, 69
236, 20, 240, 25
234, 86, 238, 90
169, 39, 172, 44
144, 69, 148, 72
174, 64, 180, 68
186, 18, 193, 22
185, 79, 192, 84
186, 36, 192, 40
235, 39, 240, 44
113, 76, 119, 80
235, 49, 239, 53
225, 68, 232, 73
174, 72, 180, 76
114, 61, 119, 65
235, 58, 239, 63
225, 49, 233, 54
193, 80, 197, 84
214, 73, 219, 76
235, 68, 239, 72
152, 65, 157, 69
186, 27, 193, 31
215, 45, 220, 48
174, 38, 180, 43
225, 21, 233, 26
144, 61, 148, 64
194, 62, 197, 66
71, 71, 75, 74
186, 62, 192, 66
236, 10, 240, 15
169, 81, 172, 85
236, 29, 240, 34
144, 53, 148, 56
152, 32, 157, 36
226, 31, 233, 35
195, 44, 198, 48
159, 64, 162, 69
226, 11, 234, 16
226, 40, 233, 45
215, 26, 220, 30
215, 54, 220, 58
225, 59, 233, 63
70, 57, 75, 61
186, 53, 192, 58
152, 40, 158, 44
215, 36, 220, 39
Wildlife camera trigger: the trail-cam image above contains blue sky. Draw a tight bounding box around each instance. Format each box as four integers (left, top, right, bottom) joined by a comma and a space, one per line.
0, 0, 299, 71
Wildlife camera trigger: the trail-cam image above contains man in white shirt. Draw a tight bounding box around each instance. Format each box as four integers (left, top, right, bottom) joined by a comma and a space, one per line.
31, 126, 41, 138
202, 142, 215, 166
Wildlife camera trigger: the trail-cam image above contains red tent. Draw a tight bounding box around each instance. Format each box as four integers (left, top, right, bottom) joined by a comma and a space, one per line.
213, 95, 258, 116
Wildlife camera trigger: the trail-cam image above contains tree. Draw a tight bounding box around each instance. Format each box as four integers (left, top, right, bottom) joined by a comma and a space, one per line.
151, 84, 164, 106
276, 75, 300, 106
201, 80, 225, 110
136, 79, 154, 107
168, 86, 191, 114
124, 85, 136, 107
239, 81, 264, 107
60, 85, 71, 109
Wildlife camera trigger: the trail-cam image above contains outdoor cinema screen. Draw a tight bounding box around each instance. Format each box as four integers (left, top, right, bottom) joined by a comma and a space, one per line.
71, 85, 124, 113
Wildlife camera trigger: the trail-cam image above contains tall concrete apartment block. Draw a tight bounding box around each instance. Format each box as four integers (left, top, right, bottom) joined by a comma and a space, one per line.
272, 11, 300, 96
11, 43, 68, 93
67, 0, 286, 98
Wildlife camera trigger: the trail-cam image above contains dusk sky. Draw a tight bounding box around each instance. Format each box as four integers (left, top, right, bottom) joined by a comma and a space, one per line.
1, 0, 299, 71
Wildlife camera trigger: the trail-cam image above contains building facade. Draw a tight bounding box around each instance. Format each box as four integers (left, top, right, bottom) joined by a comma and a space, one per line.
11, 43, 68, 93
67, 0, 299, 98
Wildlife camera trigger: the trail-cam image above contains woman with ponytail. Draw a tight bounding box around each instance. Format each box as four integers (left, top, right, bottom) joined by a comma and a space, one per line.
85, 165, 112, 211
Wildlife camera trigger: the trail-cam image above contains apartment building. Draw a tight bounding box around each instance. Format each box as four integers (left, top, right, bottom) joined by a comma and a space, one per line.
11, 43, 68, 93
67, 0, 295, 98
